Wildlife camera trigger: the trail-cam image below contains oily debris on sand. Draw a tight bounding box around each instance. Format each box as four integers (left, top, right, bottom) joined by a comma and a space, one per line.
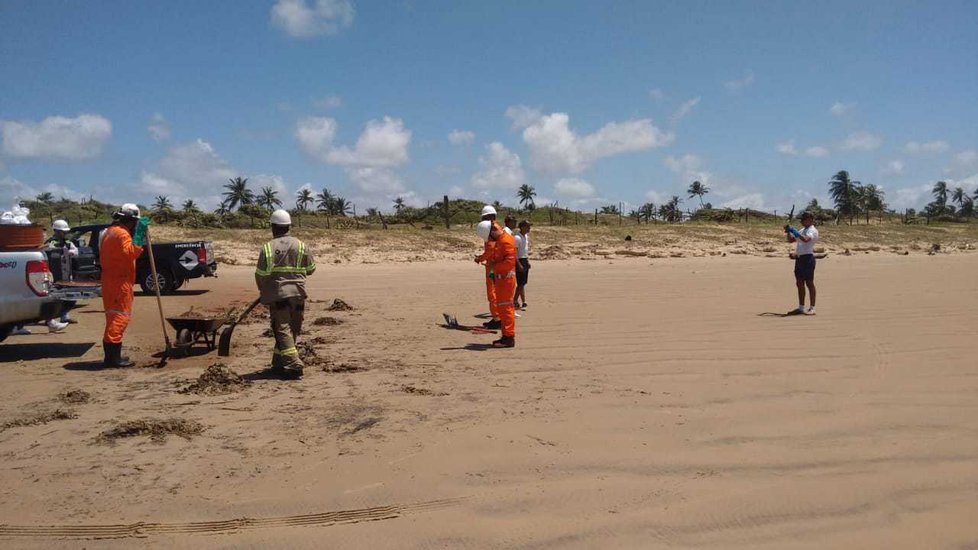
98, 418, 205, 444
401, 385, 448, 397
326, 298, 354, 311
296, 341, 328, 367
180, 363, 250, 395
176, 306, 234, 321
313, 316, 343, 326
58, 389, 92, 404
327, 403, 383, 436
1, 408, 77, 433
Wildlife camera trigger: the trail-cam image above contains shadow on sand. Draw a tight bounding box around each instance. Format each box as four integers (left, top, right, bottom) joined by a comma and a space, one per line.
1, 342, 95, 364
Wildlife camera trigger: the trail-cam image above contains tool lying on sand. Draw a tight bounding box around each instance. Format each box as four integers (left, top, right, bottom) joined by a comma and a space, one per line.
218, 298, 262, 356
441, 313, 497, 334
145, 227, 174, 367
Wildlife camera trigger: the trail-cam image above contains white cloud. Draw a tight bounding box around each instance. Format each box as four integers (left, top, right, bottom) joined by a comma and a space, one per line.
829, 102, 853, 116
470, 142, 525, 190
522, 112, 674, 174
147, 113, 170, 142
447, 129, 475, 146
1, 114, 112, 160
270, 0, 354, 38
804, 146, 829, 158
838, 131, 882, 152
505, 105, 544, 130
251, 174, 289, 197
663, 153, 711, 184
447, 185, 464, 197
139, 139, 238, 208
890, 184, 932, 211
295, 116, 338, 161
724, 71, 754, 92
0, 176, 87, 207
881, 160, 905, 176
434, 164, 462, 178
327, 117, 411, 167
312, 94, 342, 109
904, 140, 950, 154
776, 140, 798, 155
649, 88, 666, 101
946, 150, 978, 177
347, 167, 405, 194
672, 97, 701, 122
554, 178, 595, 199
720, 193, 768, 210
777, 140, 828, 157
643, 190, 668, 204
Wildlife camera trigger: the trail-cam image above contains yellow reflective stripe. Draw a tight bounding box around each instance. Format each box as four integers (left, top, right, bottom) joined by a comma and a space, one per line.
296, 242, 305, 269
305, 262, 316, 273
274, 346, 298, 356
269, 267, 308, 273
255, 243, 273, 276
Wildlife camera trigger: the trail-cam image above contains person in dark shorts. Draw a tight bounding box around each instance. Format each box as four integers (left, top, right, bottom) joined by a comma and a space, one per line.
785, 211, 819, 315
514, 220, 531, 309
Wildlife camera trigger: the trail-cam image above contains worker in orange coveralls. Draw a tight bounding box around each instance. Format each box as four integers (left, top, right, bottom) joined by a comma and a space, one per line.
474, 205, 505, 330
100, 203, 144, 367
476, 220, 517, 348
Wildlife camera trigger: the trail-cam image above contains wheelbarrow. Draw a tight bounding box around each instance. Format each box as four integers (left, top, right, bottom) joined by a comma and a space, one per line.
165, 317, 227, 357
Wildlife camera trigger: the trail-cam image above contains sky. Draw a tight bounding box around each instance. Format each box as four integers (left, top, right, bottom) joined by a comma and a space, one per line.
1, 0, 977, 214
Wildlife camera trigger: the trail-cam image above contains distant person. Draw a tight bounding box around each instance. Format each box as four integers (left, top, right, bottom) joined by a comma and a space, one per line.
475, 205, 505, 330
514, 220, 531, 309
476, 220, 518, 347
503, 214, 516, 235
47, 219, 78, 325
100, 204, 145, 366
785, 211, 819, 315
255, 209, 316, 379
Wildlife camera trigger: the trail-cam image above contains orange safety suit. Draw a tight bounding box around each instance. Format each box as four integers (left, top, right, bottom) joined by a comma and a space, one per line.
476, 221, 505, 320
489, 231, 518, 338
100, 225, 143, 344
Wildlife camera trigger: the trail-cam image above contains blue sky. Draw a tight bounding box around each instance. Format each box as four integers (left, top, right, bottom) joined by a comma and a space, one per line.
2, 0, 976, 213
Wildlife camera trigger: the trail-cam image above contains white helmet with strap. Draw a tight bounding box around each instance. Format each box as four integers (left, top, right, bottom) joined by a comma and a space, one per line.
52, 219, 70, 232
480, 205, 497, 218
114, 203, 140, 220
270, 209, 292, 226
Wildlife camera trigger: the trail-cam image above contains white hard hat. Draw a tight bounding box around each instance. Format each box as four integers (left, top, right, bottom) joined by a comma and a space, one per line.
52, 219, 70, 232
270, 209, 292, 226
480, 205, 497, 218
114, 203, 140, 219
476, 220, 493, 241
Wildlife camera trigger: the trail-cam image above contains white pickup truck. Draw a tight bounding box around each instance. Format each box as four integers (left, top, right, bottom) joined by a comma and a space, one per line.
0, 250, 98, 343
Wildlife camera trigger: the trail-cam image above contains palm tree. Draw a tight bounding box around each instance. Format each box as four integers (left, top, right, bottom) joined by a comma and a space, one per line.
951, 187, 967, 209
516, 184, 537, 210
257, 186, 282, 211
658, 196, 682, 223
639, 202, 656, 223
316, 188, 335, 212
215, 199, 231, 217
687, 180, 710, 208
222, 177, 254, 211
932, 181, 948, 207
153, 195, 172, 223
828, 170, 860, 224
182, 199, 200, 225
295, 188, 314, 211
860, 184, 886, 224
35, 192, 54, 205
392, 196, 405, 215
332, 196, 352, 217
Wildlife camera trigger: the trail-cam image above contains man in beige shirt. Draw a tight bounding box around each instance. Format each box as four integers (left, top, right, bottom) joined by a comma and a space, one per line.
255, 209, 316, 378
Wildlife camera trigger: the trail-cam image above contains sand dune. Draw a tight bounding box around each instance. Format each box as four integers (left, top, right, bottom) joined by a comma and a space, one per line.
1, 252, 976, 548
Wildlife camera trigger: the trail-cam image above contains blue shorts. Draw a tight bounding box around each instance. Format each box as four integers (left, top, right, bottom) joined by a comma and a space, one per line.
794, 254, 816, 281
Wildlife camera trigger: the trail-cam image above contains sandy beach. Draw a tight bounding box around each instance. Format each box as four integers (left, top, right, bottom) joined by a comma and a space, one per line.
1, 252, 977, 548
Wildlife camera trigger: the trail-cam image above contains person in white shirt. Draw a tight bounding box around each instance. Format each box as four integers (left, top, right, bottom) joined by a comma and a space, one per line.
514, 220, 531, 309
785, 211, 819, 315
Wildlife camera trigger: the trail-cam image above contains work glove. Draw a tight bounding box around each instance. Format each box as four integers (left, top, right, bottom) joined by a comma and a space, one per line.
786, 226, 802, 239
132, 216, 150, 246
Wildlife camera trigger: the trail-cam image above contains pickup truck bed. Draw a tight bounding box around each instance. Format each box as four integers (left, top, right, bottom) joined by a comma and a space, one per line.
66, 224, 217, 294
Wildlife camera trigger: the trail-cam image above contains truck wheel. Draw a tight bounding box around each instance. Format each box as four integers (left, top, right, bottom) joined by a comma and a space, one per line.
140, 269, 176, 294
0, 325, 12, 343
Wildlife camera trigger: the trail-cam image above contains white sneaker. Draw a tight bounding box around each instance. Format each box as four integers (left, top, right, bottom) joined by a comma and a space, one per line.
11, 327, 32, 336
806, 307, 817, 315
47, 320, 68, 333
515, 312, 521, 318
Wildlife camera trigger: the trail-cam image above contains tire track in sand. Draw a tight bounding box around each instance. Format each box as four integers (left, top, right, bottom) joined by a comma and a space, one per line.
0, 497, 463, 540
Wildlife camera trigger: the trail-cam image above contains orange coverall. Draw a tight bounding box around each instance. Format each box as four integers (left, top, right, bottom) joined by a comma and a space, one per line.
476, 221, 505, 320
489, 231, 518, 338
100, 225, 143, 344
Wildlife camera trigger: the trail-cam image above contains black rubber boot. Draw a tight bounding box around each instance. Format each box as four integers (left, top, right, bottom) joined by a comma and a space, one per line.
483, 319, 502, 330
103, 342, 134, 368
492, 336, 515, 348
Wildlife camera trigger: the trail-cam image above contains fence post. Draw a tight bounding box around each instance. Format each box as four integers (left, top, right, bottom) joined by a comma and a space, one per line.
442, 195, 450, 229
